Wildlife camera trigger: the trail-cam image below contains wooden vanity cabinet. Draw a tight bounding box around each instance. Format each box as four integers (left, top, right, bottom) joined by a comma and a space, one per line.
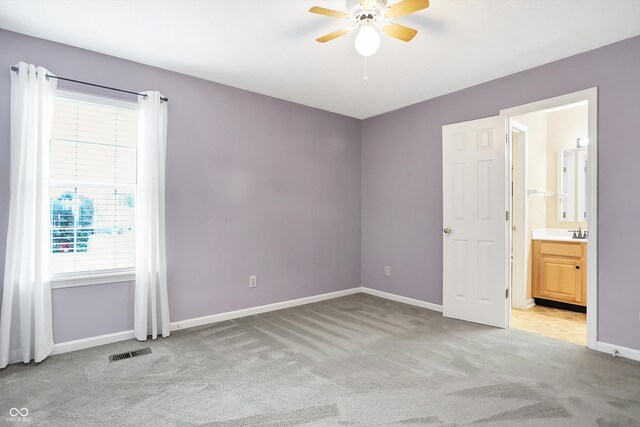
532, 240, 587, 306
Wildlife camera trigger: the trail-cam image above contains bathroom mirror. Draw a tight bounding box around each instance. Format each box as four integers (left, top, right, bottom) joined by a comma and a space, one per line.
558, 148, 588, 222
577, 149, 588, 221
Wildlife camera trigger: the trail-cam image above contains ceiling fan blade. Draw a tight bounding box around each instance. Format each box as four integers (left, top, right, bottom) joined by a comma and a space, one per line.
359, 0, 377, 11
382, 23, 418, 42
309, 6, 350, 20
316, 28, 352, 43
384, 0, 429, 19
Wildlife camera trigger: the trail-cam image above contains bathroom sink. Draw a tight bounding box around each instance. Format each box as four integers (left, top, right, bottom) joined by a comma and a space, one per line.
531, 228, 587, 242
534, 236, 586, 242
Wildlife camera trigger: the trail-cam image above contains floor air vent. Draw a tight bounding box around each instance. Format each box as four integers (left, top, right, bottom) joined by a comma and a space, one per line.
109, 347, 152, 362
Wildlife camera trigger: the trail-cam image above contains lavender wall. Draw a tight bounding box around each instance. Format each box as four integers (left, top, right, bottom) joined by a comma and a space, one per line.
362, 36, 640, 350
2, 28, 639, 352
0, 29, 362, 343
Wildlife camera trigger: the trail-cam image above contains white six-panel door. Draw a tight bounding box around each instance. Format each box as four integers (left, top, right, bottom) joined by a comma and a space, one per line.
442, 116, 509, 328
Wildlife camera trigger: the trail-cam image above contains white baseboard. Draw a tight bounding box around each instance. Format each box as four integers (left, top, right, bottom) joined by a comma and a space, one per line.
360, 287, 443, 313
511, 298, 535, 310
50, 286, 447, 356
56, 288, 640, 363
53, 330, 135, 355
169, 287, 361, 331
596, 341, 640, 362
52, 287, 361, 355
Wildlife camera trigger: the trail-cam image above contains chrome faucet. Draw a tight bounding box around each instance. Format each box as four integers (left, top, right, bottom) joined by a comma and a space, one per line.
569, 227, 588, 239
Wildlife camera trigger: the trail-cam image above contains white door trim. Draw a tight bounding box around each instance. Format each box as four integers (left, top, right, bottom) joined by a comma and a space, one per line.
500, 88, 598, 350
509, 120, 529, 310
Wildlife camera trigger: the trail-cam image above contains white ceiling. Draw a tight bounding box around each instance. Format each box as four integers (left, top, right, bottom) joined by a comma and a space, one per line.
1, 0, 639, 119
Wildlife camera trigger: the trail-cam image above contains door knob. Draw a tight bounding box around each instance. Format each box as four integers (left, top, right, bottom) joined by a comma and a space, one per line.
443, 227, 452, 234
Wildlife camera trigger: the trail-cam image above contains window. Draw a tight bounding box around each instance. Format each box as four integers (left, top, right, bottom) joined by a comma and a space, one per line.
50, 91, 138, 287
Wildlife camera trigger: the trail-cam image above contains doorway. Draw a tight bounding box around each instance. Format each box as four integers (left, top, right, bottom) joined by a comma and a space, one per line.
503, 88, 597, 349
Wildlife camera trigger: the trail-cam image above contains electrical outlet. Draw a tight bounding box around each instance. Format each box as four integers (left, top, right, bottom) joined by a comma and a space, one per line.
249, 275, 257, 288
384, 266, 391, 277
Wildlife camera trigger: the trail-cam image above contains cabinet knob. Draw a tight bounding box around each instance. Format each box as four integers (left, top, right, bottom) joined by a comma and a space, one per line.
575, 265, 580, 270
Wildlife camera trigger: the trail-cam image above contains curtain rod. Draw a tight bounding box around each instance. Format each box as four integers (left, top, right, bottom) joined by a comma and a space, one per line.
10, 66, 169, 102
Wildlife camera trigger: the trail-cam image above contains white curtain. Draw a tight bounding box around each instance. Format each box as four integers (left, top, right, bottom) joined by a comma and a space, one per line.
135, 91, 170, 341
0, 62, 57, 368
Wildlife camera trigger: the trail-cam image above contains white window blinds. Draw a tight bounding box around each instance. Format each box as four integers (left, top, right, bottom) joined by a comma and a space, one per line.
50, 91, 138, 277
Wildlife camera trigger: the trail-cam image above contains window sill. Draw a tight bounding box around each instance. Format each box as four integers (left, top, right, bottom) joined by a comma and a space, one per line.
51, 271, 135, 289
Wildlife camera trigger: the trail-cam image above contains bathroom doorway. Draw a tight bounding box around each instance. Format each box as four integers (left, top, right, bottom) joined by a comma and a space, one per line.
502, 89, 597, 348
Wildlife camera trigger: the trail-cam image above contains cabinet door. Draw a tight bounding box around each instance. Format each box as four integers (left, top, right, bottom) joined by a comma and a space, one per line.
538, 257, 583, 304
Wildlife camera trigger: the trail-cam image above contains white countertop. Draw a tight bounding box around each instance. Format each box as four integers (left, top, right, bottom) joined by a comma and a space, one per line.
531, 228, 588, 243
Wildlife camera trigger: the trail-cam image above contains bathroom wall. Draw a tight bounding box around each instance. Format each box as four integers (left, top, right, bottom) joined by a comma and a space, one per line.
515, 111, 549, 230
546, 104, 589, 229
513, 110, 548, 301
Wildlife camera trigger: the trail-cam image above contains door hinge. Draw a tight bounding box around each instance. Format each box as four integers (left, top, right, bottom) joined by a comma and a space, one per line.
506, 211, 510, 221
506, 289, 510, 299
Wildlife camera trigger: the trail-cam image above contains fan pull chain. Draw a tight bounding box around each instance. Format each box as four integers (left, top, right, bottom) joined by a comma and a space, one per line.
363, 56, 369, 82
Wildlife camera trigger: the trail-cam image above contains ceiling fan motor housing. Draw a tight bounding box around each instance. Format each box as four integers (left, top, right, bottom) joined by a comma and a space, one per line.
347, 0, 387, 21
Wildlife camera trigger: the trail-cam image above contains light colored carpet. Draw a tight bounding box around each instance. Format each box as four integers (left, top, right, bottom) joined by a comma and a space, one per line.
1, 293, 639, 426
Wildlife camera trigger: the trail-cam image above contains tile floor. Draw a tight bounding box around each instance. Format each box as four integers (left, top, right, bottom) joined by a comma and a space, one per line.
511, 304, 586, 346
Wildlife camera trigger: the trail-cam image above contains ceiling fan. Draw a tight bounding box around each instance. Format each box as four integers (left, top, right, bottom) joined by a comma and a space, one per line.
310, 0, 429, 57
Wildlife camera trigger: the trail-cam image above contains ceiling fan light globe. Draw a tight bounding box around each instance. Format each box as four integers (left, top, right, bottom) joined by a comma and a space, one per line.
355, 25, 380, 56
